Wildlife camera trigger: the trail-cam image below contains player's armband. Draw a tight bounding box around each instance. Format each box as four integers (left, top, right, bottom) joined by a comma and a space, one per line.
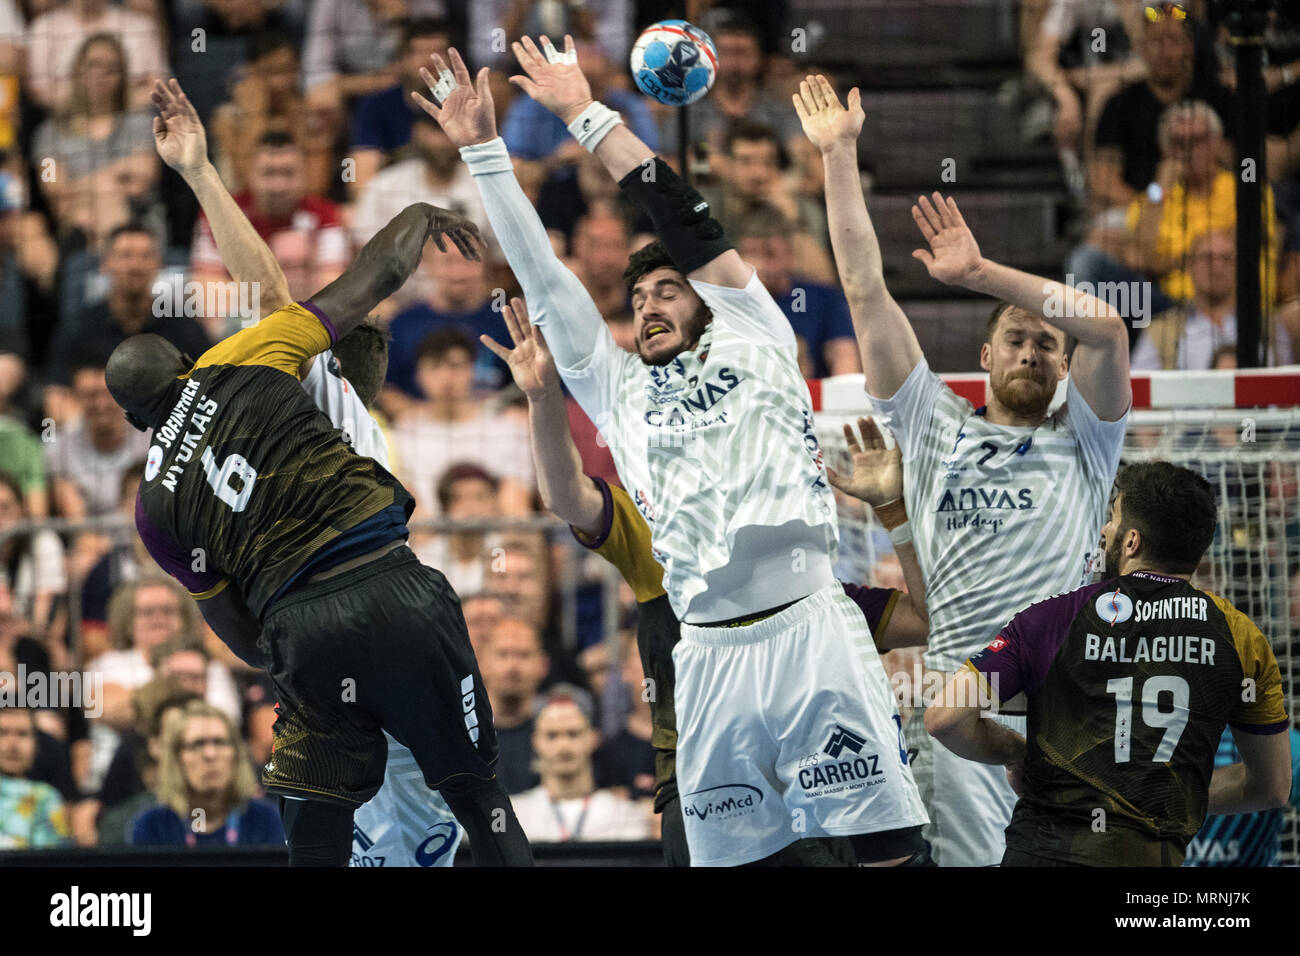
618, 158, 733, 275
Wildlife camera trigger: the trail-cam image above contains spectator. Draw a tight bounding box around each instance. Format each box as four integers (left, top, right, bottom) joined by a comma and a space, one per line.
344, 16, 453, 194
413, 462, 502, 595
460, 591, 505, 656
0, 1, 21, 140
588, 634, 657, 801
30, 33, 162, 248
0, 470, 66, 660
1132, 230, 1293, 368
79, 460, 148, 643
563, 210, 630, 319
736, 207, 860, 378
389, 328, 535, 519
303, 1, 445, 114
45, 356, 149, 521
537, 152, 654, 251
209, 33, 338, 197
47, 222, 210, 388
130, 699, 283, 847
0, 706, 70, 848
699, 120, 834, 283
190, 132, 350, 339
484, 539, 554, 642
502, 40, 657, 163
1023, 0, 1145, 165
469, 0, 632, 69
0, 173, 59, 362
0, 341, 48, 518
510, 685, 652, 842
25, 0, 168, 110
352, 111, 489, 251
384, 248, 506, 400
658, 15, 802, 163
95, 682, 199, 845
1070, 101, 1278, 335
478, 616, 549, 794
1088, 3, 1235, 215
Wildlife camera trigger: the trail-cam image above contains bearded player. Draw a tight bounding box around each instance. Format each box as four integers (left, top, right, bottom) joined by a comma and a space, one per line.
488, 296, 936, 866
415, 41, 926, 866
108, 79, 531, 866
797, 75, 1131, 865
927, 462, 1291, 866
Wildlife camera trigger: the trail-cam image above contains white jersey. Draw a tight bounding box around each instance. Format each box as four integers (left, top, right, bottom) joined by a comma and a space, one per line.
563, 271, 839, 622
301, 350, 389, 464
300, 350, 464, 868
870, 358, 1128, 671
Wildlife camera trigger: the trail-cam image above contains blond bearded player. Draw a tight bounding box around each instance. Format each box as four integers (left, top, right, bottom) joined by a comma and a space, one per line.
414, 41, 927, 866
797, 75, 1131, 866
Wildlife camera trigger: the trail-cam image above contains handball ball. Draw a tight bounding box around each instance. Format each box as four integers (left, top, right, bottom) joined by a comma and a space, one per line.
630, 20, 717, 106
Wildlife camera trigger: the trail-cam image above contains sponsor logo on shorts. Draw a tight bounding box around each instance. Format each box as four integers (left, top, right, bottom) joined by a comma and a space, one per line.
415, 822, 459, 866
681, 783, 763, 823
823, 724, 867, 759
797, 751, 886, 797
460, 675, 480, 745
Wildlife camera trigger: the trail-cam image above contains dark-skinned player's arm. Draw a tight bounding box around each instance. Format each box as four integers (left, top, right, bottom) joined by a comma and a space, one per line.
195, 586, 264, 668
151, 79, 293, 316
307, 200, 482, 343
508, 35, 750, 290
827, 417, 930, 649
482, 297, 605, 536
794, 76, 922, 399
911, 193, 1131, 422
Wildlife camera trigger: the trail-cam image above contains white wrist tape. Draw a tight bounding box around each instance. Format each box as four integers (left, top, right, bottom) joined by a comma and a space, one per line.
887, 521, 913, 547
459, 137, 513, 176
567, 101, 623, 152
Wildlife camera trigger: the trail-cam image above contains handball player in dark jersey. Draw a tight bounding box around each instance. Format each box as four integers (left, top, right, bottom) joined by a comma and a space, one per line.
927, 462, 1291, 866
105, 80, 533, 866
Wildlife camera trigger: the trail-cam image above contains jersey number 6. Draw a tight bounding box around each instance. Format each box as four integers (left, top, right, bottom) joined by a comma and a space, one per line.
201, 448, 257, 513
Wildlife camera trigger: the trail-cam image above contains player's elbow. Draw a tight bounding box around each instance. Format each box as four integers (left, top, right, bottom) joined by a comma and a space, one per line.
923, 701, 958, 741
1264, 770, 1293, 809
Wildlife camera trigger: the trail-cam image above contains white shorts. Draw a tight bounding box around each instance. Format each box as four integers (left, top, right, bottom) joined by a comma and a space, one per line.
909, 705, 1023, 867
350, 732, 463, 867
674, 583, 929, 867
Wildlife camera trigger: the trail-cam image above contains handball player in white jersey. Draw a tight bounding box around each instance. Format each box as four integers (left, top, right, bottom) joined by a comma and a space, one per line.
797, 76, 1131, 866
414, 41, 926, 866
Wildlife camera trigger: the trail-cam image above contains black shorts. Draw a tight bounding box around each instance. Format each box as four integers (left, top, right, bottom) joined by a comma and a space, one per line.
259, 546, 498, 806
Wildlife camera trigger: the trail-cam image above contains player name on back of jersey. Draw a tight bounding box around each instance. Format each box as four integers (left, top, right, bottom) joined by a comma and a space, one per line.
148, 376, 220, 492
1084, 633, 1217, 666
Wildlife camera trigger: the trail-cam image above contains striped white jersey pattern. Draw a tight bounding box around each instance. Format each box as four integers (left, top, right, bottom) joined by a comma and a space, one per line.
870, 359, 1128, 671
565, 271, 839, 621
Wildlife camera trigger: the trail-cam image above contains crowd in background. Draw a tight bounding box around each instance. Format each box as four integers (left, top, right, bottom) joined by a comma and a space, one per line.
0, 0, 1298, 855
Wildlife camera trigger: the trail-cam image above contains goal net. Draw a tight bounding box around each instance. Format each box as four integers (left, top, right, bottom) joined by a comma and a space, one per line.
811, 368, 1300, 864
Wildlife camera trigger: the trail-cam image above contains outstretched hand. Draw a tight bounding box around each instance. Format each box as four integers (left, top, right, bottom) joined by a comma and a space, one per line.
825, 417, 902, 508
911, 192, 984, 287
424, 205, 484, 262
480, 297, 560, 399
410, 47, 497, 147
509, 34, 593, 124
151, 78, 209, 176
792, 74, 864, 153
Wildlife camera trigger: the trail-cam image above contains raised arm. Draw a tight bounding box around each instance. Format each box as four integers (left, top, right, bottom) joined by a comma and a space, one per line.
794, 76, 922, 398
912, 193, 1131, 421
307, 201, 481, 341
151, 79, 291, 315
508, 35, 751, 289
826, 417, 930, 638
482, 298, 605, 536
411, 48, 610, 372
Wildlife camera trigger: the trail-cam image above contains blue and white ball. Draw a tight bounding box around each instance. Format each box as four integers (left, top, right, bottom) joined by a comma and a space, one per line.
630, 20, 717, 107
